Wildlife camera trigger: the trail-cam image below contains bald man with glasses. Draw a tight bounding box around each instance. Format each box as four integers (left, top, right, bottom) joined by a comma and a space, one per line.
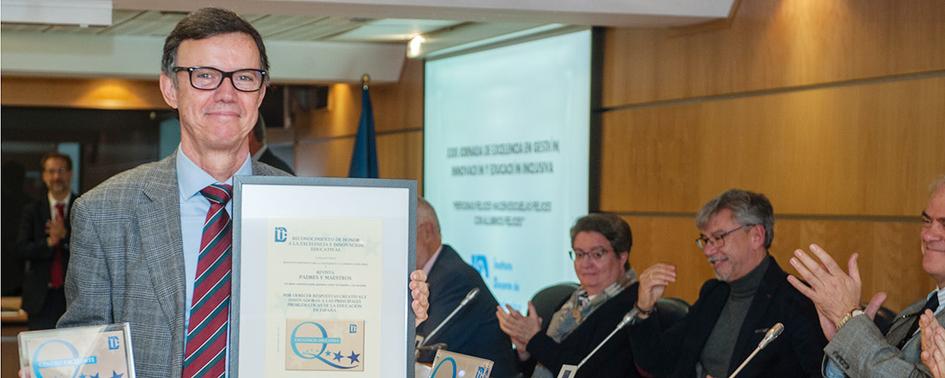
628, 189, 827, 378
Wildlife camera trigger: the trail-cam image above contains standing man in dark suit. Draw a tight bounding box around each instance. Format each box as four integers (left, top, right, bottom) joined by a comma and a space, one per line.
56, 8, 428, 378
249, 115, 294, 174
16, 152, 77, 330
630, 189, 827, 377
416, 197, 517, 376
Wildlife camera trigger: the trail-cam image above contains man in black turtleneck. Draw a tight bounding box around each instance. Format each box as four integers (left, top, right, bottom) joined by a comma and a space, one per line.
628, 189, 826, 377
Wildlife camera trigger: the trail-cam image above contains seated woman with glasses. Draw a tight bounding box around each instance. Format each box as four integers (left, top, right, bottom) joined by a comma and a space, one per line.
496, 213, 642, 378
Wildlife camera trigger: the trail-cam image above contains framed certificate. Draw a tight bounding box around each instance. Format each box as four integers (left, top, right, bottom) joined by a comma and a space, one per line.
230, 176, 417, 377
18, 323, 136, 378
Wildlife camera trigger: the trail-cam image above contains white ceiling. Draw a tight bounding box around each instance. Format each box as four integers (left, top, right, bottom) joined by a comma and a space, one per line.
0, 0, 735, 83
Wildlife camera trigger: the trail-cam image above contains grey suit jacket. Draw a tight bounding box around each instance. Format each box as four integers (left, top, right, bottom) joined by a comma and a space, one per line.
824, 296, 945, 378
58, 153, 286, 378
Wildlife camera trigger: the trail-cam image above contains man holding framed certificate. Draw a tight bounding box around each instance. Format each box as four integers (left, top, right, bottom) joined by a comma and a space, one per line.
55, 8, 429, 378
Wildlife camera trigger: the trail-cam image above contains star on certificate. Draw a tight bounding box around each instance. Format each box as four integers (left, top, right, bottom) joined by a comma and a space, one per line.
111, 371, 123, 378
333, 351, 344, 361
347, 351, 360, 363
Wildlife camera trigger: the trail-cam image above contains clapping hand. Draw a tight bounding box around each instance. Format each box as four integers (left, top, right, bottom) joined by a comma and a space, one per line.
496, 302, 542, 360
921, 309, 945, 378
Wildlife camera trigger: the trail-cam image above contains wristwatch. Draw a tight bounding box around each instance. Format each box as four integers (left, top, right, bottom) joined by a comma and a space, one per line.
837, 308, 865, 329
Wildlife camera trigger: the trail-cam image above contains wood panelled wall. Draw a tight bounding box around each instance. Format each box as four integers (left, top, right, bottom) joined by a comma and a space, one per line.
1, 77, 170, 110
602, 0, 945, 312
3, 0, 942, 314
294, 59, 424, 185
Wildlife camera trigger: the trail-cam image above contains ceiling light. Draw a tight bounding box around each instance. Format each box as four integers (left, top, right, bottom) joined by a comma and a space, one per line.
407, 34, 425, 58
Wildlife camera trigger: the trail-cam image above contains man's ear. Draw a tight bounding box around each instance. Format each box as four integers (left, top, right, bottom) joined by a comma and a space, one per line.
159, 73, 179, 109
751, 225, 766, 248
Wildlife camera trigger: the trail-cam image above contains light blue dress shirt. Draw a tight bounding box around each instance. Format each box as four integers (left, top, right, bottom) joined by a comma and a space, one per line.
177, 148, 252, 374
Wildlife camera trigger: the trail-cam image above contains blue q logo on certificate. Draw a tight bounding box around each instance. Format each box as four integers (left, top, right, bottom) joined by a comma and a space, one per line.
18, 323, 135, 378
285, 319, 365, 371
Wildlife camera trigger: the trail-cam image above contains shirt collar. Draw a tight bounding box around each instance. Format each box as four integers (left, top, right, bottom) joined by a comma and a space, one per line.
422, 245, 443, 277
932, 287, 945, 314
47, 192, 71, 206
176, 147, 252, 200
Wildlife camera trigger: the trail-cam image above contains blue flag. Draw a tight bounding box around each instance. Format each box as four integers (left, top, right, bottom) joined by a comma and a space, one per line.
348, 86, 378, 178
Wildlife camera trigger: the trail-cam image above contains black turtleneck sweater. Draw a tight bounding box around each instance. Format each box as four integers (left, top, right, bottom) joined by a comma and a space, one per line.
698, 255, 771, 377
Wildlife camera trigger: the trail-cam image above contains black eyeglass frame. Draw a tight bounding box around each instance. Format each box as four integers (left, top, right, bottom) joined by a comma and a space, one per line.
171, 66, 268, 92
695, 224, 754, 249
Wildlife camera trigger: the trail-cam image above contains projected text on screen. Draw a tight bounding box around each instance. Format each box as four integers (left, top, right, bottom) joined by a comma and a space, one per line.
424, 30, 591, 311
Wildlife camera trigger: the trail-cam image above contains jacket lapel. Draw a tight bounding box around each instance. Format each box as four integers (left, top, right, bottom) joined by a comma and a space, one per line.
886, 295, 940, 350
138, 155, 186, 354
729, 257, 781, 374
685, 280, 729, 368
416, 245, 452, 336
41, 196, 53, 223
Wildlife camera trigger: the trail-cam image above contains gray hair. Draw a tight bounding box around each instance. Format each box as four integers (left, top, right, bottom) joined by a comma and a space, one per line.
930, 175, 945, 194
696, 189, 775, 249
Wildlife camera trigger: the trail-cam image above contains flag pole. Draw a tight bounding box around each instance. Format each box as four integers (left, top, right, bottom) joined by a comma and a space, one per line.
348, 73, 378, 178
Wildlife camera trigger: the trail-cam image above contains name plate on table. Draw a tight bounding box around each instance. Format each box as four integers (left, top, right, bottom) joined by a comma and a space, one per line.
18, 323, 135, 378
556, 364, 578, 378
230, 176, 417, 378
430, 350, 493, 378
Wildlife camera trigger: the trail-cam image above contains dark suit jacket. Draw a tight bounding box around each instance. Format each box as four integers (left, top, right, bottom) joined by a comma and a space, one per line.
58, 154, 287, 378
418, 245, 518, 377
258, 147, 295, 175
523, 282, 641, 378
629, 257, 826, 378
16, 193, 76, 314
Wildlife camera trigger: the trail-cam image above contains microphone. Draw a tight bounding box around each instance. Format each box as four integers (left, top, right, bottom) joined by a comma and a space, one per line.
577, 308, 636, 368
558, 307, 639, 377
728, 322, 784, 378
416, 288, 480, 349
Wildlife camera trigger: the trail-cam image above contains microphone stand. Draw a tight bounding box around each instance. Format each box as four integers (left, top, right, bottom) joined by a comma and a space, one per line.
556, 309, 637, 378
729, 323, 784, 378
417, 288, 480, 349
576, 309, 636, 370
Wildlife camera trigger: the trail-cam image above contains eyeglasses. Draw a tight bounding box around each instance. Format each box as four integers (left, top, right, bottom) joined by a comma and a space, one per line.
172, 66, 267, 92
43, 168, 70, 175
695, 224, 752, 249
569, 247, 611, 261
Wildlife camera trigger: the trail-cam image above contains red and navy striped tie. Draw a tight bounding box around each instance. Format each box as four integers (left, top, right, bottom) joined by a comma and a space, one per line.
183, 183, 233, 377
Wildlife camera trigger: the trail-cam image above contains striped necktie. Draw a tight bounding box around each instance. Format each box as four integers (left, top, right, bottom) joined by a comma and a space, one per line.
183, 183, 233, 377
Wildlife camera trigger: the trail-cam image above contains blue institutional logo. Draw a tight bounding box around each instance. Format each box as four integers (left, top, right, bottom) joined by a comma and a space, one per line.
275, 227, 288, 243
470, 254, 489, 278
107, 336, 119, 350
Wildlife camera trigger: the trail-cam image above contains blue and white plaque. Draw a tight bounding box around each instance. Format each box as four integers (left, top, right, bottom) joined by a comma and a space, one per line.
18, 323, 135, 378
